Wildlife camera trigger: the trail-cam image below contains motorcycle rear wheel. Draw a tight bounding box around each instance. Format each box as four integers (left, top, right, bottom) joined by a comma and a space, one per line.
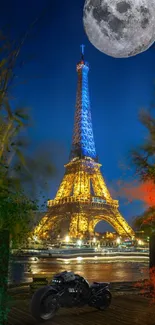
97, 290, 112, 311
30, 286, 58, 322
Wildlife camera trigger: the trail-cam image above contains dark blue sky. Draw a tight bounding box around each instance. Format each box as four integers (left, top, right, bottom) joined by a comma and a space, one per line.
1, 0, 155, 231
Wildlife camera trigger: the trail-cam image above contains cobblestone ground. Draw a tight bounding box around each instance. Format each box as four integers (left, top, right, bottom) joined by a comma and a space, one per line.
7, 293, 155, 325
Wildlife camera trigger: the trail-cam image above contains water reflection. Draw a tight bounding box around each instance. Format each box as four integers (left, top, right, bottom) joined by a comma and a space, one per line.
8, 257, 149, 285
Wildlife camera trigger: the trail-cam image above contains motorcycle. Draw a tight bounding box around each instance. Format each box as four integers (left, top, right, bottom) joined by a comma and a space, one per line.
30, 271, 112, 322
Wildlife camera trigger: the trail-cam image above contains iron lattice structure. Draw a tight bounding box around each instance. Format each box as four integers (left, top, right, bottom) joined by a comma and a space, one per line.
34, 46, 135, 240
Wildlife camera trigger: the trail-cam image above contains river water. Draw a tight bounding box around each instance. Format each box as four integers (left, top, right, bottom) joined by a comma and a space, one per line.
8, 256, 149, 285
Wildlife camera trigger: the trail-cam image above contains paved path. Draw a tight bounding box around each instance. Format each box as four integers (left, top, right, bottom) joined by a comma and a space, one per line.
7, 294, 155, 325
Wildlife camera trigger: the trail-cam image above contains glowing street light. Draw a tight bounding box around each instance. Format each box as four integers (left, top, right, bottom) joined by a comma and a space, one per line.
138, 239, 143, 246
65, 235, 70, 243
116, 237, 121, 245
93, 237, 96, 243
76, 256, 83, 261
77, 239, 82, 246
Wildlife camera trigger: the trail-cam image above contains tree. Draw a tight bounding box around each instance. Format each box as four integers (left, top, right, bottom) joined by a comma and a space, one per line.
131, 106, 155, 231
0, 145, 38, 324
131, 105, 155, 301
0, 29, 35, 324
131, 108, 155, 183
0, 25, 55, 324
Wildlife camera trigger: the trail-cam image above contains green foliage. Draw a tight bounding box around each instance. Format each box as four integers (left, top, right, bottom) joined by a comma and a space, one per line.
0, 105, 30, 169
131, 108, 155, 182
0, 27, 55, 247
0, 100, 37, 248
0, 163, 37, 246
133, 206, 155, 235
0, 24, 55, 324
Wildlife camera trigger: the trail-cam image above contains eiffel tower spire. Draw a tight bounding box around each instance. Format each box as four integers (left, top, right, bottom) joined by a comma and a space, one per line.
70, 45, 97, 161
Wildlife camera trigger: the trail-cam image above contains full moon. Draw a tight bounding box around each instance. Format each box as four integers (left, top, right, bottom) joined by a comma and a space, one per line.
83, 0, 155, 58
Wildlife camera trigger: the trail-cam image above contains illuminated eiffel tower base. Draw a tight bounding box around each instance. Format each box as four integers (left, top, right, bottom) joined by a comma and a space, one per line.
34, 46, 135, 240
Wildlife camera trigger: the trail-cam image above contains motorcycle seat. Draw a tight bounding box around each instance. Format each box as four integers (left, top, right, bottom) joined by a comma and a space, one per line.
91, 282, 109, 287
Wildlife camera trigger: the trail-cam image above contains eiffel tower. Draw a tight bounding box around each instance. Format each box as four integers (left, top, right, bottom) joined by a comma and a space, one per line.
34, 45, 135, 240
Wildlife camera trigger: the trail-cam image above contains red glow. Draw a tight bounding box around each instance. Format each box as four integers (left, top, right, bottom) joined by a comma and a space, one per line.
122, 181, 155, 207
111, 180, 155, 208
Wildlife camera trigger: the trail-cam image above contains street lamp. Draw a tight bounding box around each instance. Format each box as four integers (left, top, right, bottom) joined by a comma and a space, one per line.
116, 237, 121, 245
65, 235, 70, 243
138, 239, 143, 246
77, 239, 82, 247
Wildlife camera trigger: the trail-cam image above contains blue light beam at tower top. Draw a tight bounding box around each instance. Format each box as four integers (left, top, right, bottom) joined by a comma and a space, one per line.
80, 44, 85, 60
70, 46, 97, 161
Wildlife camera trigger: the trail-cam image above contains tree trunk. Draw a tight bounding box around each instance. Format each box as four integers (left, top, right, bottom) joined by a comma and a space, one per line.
0, 229, 10, 325
149, 233, 155, 269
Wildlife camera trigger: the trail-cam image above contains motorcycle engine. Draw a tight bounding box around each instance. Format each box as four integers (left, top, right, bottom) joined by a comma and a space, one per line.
51, 271, 90, 307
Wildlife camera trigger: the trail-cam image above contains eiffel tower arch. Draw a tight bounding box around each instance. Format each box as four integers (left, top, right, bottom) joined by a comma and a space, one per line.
34, 46, 135, 240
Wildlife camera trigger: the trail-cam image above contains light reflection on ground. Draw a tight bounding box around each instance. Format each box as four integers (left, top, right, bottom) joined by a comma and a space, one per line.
8, 257, 149, 284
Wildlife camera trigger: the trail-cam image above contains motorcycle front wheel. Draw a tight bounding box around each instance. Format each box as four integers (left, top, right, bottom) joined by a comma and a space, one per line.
96, 290, 112, 311
30, 286, 59, 322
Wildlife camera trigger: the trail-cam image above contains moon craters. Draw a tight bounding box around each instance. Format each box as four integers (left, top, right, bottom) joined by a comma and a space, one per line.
140, 6, 150, 29
93, 5, 111, 23
117, 1, 131, 13
108, 16, 125, 39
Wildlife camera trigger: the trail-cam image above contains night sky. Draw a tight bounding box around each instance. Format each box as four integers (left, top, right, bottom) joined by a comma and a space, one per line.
1, 0, 155, 231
